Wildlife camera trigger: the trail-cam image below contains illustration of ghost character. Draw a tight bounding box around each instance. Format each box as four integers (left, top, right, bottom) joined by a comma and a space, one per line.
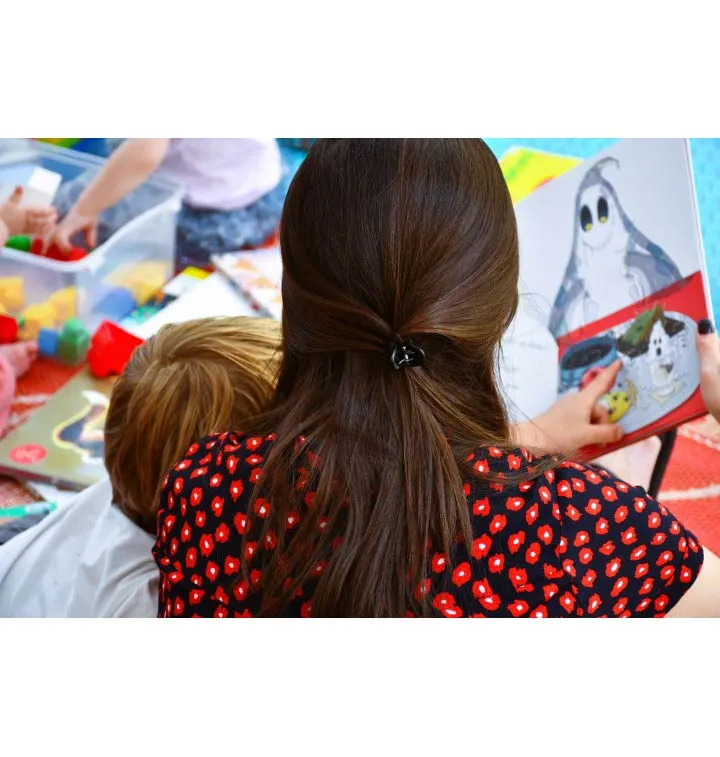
548, 158, 682, 338
52, 390, 109, 464
646, 320, 683, 404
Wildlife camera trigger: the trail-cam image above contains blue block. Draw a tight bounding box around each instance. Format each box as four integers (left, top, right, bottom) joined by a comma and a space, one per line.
38, 328, 60, 358
95, 287, 137, 321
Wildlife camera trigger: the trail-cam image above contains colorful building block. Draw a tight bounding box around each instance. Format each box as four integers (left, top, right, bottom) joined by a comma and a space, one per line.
125, 276, 163, 306
57, 318, 90, 365
41, 242, 88, 262
0, 315, 18, 344
104, 261, 169, 305
4, 235, 32, 252
48, 287, 78, 322
88, 321, 143, 378
0, 278, 24, 312
38, 327, 60, 357
17, 302, 57, 340
65, 247, 88, 262
95, 286, 136, 321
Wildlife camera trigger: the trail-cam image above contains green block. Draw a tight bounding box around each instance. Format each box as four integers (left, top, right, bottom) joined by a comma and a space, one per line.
4, 235, 32, 252
57, 335, 90, 365
57, 318, 90, 365
60, 317, 87, 339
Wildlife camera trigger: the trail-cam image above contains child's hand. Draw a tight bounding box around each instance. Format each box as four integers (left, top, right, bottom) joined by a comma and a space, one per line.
697, 319, 720, 423
47, 207, 98, 252
0, 186, 58, 236
25, 205, 58, 236
0, 186, 27, 236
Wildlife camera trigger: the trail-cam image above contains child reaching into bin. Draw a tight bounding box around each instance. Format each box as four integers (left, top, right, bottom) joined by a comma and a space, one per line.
0, 185, 57, 247
48, 139, 290, 271
0, 316, 280, 617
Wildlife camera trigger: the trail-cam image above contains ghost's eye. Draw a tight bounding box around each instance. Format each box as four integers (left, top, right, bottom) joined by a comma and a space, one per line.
598, 196, 609, 223
580, 205, 593, 232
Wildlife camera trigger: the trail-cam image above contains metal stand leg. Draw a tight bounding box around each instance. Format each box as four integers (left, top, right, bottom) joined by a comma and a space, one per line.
648, 430, 677, 499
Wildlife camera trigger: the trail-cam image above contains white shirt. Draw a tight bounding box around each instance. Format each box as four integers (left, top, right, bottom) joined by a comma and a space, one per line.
0, 478, 158, 618
158, 138, 282, 211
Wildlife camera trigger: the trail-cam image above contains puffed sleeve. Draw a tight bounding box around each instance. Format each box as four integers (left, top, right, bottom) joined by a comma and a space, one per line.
554, 462, 704, 617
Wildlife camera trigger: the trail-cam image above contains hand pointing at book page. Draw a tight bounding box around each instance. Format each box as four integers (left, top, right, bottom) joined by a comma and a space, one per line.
513, 360, 624, 455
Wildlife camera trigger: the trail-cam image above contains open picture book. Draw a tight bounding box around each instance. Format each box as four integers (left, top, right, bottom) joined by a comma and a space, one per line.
499, 138, 713, 453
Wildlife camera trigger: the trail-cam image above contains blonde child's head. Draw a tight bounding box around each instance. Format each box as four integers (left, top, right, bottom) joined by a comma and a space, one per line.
104, 317, 280, 533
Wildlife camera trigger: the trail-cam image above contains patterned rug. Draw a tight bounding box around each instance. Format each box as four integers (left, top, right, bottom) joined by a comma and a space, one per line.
658, 416, 720, 554
0, 358, 79, 507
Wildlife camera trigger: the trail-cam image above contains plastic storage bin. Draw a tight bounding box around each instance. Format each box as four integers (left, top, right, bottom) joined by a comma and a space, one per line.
0, 139, 182, 333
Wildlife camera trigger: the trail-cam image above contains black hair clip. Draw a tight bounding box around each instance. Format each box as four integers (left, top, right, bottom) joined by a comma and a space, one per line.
390, 343, 426, 371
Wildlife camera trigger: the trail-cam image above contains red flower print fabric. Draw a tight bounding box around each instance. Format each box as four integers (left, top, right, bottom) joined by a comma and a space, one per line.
153, 434, 703, 618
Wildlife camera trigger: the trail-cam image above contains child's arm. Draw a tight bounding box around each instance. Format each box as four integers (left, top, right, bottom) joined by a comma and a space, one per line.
50, 139, 171, 251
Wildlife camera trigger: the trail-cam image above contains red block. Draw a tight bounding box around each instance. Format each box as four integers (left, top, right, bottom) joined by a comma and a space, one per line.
35, 241, 88, 261
0, 315, 18, 344
87, 321, 144, 378
66, 247, 88, 261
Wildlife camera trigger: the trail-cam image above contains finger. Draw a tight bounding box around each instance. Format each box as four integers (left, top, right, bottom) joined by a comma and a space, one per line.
36, 220, 55, 236
583, 422, 624, 448
27, 208, 56, 221
696, 321, 720, 374
696, 322, 720, 411
54, 230, 71, 252
86, 223, 98, 249
9, 186, 23, 203
581, 360, 623, 406
591, 401, 610, 425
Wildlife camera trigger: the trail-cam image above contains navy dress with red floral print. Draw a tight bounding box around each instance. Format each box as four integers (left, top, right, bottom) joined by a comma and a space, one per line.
153, 432, 703, 618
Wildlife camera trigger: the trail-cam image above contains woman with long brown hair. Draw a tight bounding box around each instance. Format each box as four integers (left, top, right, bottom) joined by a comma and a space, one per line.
153, 139, 718, 618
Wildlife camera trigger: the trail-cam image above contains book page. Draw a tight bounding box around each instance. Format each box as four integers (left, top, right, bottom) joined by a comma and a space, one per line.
514, 139, 705, 340
508, 139, 710, 448
498, 297, 559, 423
212, 247, 283, 320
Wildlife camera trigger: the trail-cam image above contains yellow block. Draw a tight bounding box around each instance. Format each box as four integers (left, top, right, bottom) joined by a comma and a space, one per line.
104, 261, 169, 305
0, 277, 24, 312
126, 277, 163, 306
105, 261, 169, 287
48, 287, 78, 323
18, 302, 57, 340
103, 263, 136, 288
183, 266, 210, 280
132, 261, 169, 279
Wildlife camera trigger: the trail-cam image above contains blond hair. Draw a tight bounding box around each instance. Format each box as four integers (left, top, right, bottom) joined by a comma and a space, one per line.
104, 316, 280, 534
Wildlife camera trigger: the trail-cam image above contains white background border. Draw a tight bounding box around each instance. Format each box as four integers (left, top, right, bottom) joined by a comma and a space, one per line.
2, 1, 718, 754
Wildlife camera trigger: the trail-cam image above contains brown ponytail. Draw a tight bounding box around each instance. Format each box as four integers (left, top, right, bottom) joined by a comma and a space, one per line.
243, 139, 522, 616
